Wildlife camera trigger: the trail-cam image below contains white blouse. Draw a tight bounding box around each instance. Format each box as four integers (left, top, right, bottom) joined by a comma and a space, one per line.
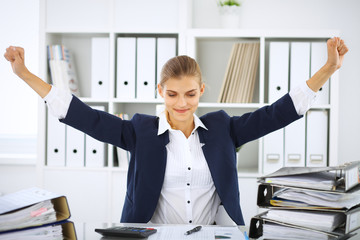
150, 112, 220, 224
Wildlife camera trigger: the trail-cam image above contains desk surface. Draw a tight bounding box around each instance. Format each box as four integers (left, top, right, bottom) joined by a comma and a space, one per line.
73, 222, 360, 240
74, 223, 250, 240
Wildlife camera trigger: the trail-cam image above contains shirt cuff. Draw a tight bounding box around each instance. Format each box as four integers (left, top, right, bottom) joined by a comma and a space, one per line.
289, 81, 317, 116
43, 85, 55, 103
43, 85, 73, 119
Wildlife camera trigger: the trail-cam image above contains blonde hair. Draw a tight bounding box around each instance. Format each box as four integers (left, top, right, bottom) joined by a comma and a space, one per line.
159, 55, 203, 87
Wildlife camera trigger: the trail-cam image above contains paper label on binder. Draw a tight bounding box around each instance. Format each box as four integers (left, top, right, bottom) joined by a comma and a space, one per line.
346, 166, 360, 191
348, 210, 360, 233
267, 154, 280, 162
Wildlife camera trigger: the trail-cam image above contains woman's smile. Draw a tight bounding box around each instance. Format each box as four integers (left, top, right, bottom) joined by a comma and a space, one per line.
174, 108, 189, 114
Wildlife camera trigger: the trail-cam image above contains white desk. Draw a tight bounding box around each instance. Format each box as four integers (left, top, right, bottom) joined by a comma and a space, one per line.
75, 222, 360, 240
74, 223, 250, 240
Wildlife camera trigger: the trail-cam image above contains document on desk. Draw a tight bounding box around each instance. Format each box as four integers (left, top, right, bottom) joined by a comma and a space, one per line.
0, 187, 60, 214
148, 226, 245, 240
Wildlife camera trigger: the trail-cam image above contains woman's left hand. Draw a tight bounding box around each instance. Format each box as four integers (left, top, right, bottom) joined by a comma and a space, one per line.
326, 37, 348, 71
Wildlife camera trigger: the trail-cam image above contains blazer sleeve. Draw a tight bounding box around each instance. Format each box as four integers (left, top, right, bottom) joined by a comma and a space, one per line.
60, 96, 136, 151
230, 93, 301, 147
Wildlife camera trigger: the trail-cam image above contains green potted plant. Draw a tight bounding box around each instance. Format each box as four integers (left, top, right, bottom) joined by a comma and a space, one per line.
219, 0, 241, 7
218, 0, 242, 28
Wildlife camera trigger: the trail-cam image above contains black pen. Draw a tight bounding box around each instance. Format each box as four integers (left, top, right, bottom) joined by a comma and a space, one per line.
184, 225, 202, 235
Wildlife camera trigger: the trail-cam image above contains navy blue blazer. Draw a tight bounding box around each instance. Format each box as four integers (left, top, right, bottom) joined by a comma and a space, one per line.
60, 93, 301, 225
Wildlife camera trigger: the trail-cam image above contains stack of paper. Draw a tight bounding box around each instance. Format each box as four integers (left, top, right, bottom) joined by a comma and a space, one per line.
0, 188, 76, 239
263, 209, 345, 232
249, 162, 360, 239
260, 162, 360, 192
262, 222, 336, 240
47, 45, 80, 96
264, 171, 337, 191
0, 200, 56, 231
271, 187, 360, 209
218, 42, 260, 103
0, 225, 63, 240
147, 226, 245, 240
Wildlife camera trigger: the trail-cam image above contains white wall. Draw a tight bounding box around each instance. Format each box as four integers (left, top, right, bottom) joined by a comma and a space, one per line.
193, 0, 360, 164
0, 0, 39, 195
0, 165, 37, 195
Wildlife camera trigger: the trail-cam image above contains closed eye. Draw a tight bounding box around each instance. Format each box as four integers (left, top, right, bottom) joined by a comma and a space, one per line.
166, 91, 177, 97
166, 89, 197, 97
187, 90, 197, 97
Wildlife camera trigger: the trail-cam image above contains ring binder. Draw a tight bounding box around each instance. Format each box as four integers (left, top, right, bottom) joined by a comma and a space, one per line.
250, 162, 360, 239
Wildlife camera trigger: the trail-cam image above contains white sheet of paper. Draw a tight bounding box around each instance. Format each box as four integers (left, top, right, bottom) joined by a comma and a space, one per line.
0, 187, 60, 214
148, 226, 245, 240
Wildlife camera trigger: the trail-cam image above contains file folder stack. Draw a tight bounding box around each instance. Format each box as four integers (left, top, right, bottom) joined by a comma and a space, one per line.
0, 187, 76, 239
249, 161, 360, 240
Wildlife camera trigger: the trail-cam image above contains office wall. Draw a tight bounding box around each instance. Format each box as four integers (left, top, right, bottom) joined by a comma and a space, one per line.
193, 0, 360, 164
0, 165, 37, 195
0, 0, 39, 195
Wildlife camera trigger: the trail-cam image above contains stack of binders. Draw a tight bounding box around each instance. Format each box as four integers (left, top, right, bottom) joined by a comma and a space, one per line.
249, 161, 360, 240
0, 187, 76, 239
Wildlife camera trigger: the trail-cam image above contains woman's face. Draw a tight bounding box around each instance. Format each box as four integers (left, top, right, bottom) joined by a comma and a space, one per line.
158, 76, 205, 125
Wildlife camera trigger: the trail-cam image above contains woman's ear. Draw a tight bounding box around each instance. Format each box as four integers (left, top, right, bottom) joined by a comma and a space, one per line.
157, 84, 164, 98
200, 83, 205, 96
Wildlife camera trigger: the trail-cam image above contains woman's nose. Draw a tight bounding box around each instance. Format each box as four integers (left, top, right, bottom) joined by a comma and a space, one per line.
177, 96, 187, 106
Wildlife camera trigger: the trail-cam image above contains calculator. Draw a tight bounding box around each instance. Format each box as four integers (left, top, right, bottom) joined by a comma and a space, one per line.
95, 226, 157, 238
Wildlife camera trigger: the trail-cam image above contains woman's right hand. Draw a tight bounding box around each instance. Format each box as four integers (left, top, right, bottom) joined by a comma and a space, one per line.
4, 46, 30, 79
4, 46, 51, 98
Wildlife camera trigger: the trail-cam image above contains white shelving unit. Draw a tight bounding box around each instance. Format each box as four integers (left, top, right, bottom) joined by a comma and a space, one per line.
186, 28, 340, 175
37, 0, 340, 226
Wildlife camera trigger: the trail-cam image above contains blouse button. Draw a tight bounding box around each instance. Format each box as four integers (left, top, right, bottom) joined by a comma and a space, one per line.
188, 167, 191, 170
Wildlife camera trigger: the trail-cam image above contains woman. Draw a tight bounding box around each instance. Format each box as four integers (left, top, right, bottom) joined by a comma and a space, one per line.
4, 37, 348, 225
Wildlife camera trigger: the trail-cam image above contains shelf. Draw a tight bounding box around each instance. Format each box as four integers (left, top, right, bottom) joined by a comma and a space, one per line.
42, 166, 259, 177
310, 105, 331, 110
113, 28, 180, 35
187, 28, 340, 38
80, 97, 110, 103
111, 98, 164, 104
237, 171, 262, 178
82, 100, 268, 108
43, 166, 111, 172
188, 28, 264, 38
45, 28, 112, 34
199, 102, 262, 108
80, 100, 322, 109
110, 168, 129, 173
0, 156, 36, 165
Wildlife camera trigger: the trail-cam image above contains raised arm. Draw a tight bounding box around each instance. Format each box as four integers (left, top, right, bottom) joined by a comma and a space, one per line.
306, 37, 348, 92
4, 46, 51, 98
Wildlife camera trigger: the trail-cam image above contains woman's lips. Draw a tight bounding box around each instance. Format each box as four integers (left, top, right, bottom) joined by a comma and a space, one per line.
174, 109, 188, 113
